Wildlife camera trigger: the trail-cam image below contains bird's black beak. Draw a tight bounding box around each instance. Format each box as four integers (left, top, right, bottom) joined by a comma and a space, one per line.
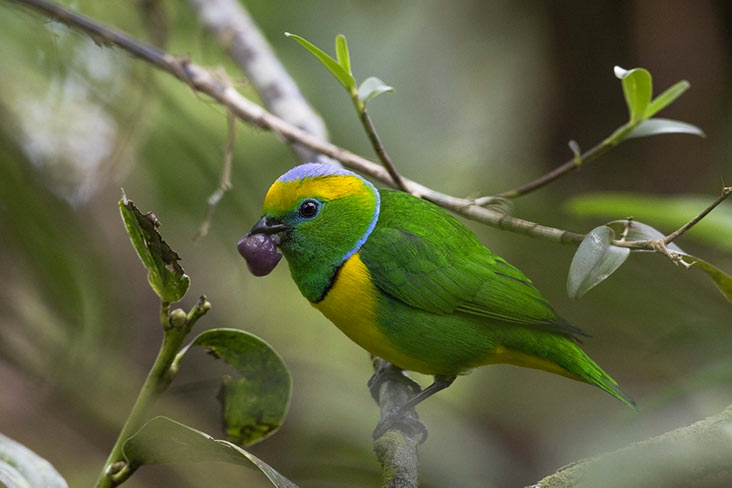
247, 216, 291, 238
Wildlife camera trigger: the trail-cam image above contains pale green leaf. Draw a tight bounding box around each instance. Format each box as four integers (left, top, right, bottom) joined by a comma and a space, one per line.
627, 118, 704, 139
285, 33, 356, 91
567, 225, 630, 299
645, 80, 690, 118
335, 34, 351, 75
0, 433, 68, 488
615, 66, 652, 122
123, 417, 297, 488
358, 76, 395, 105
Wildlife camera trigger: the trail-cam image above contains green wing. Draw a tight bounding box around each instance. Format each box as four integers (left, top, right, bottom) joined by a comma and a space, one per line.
360, 191, 586, 339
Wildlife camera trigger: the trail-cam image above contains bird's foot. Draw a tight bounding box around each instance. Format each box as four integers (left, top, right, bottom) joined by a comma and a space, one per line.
372, 408, 428, 443
367, 359, 421, 402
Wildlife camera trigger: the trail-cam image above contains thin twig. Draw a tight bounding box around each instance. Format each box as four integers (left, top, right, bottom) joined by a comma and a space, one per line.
495, 136, 617, 199
614, 186, 732, 250
193, 111, 236, 241
359, 106, 409, 192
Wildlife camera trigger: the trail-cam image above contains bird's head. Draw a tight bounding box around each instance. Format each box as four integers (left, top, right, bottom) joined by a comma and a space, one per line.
242, 163, 380, 301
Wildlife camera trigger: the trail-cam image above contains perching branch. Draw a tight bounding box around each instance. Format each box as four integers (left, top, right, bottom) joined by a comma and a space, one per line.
528, 405, 732, 488
370, 358, 422, 488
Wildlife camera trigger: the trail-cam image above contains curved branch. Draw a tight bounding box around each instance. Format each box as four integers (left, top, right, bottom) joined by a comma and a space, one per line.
9, 0, 583, 244
528, 405, 732, 488
11, 0, 725, 256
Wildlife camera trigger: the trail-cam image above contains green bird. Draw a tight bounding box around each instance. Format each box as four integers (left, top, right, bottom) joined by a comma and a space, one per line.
244, 162, 634, 417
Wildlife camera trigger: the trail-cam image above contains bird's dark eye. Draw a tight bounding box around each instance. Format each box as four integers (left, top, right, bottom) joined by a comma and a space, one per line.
298, 199, 320, 219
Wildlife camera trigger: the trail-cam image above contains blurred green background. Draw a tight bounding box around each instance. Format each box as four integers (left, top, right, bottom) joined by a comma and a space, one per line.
1, 1, 731, 486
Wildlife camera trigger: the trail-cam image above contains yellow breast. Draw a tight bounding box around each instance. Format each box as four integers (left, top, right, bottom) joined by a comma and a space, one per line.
312, 253, 415, 368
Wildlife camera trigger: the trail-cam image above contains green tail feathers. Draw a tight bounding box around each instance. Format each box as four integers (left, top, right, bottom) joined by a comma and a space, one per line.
588, 368, 636, 409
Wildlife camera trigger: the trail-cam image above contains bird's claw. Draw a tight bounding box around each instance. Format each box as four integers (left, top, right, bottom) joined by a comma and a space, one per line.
367, 360, 421, 403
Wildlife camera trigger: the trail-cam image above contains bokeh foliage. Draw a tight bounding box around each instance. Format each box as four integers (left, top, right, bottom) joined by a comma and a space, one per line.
1, 1, 731, 487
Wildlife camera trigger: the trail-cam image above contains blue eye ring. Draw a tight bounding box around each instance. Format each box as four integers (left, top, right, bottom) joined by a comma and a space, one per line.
298, 199, 320, 219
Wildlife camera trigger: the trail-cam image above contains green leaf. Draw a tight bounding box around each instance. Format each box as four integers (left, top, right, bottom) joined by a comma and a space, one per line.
687, 256, 732, 303
567, 225, 630, 299
335, 34, 351, 75
119, 192, 190, 303
565, 193, 732, 252
0, 433, 68, 488
285, 33, 356, 91
177, 329, 291, 447
645, 80, 690, 118
627, 118, 705, 139
123, 417, 298, 488
615, 66, 652, 122
358, 76, 395, 105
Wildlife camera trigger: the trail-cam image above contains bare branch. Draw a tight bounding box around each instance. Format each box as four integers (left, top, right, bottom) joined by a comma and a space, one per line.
186, 0, 337, 166
528, 405, 732, 488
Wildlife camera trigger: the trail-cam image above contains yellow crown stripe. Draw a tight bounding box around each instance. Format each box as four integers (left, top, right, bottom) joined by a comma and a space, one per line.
264, 175, 370, 215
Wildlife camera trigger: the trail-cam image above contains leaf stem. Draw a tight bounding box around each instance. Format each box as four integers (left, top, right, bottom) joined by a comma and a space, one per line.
354, 97, 408, 192
495, 123, 634, 199
93, 300, 207, 488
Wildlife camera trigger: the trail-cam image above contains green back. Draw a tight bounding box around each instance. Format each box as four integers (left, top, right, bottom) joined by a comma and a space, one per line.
360, 190, 586, 339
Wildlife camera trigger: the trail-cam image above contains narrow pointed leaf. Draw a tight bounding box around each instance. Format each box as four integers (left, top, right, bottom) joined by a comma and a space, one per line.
627, 118, 705, 139
615, 66, 652, 122
176, 329, 291, 447
119, 192, 190, 303
687, 257, 732, 303
0, 433, 68, 488
285, 33, 356, 91
568, 225, 630, 299
123, 417, 298, 488
335, 34, 351, 75
358, 76, 395, 105
644, 80, 690, 118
